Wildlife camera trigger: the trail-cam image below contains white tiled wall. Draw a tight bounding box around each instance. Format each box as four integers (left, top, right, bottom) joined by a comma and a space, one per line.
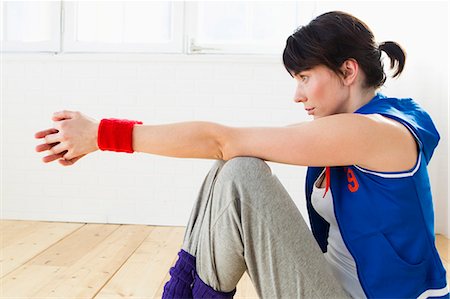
1, 53, 448, 237
1, 54, 310, 227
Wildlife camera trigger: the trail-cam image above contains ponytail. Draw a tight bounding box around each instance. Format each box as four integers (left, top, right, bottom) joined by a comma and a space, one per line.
283, 12, 408, 89
379, 41, 406, 78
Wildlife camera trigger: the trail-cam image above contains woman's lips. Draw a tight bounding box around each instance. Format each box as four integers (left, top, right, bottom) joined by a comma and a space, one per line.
305, 107, 315, 115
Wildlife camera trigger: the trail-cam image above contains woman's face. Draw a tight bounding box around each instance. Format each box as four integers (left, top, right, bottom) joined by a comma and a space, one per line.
292, 65, 349, 119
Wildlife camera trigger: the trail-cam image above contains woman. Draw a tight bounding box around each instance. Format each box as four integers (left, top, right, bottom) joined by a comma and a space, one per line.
35, 11, 448, 299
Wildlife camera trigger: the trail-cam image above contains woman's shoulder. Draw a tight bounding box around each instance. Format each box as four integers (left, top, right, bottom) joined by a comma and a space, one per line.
355, 113, 419, 173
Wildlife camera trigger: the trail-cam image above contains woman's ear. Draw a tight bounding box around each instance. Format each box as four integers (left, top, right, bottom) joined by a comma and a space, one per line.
340, 59, 358, 86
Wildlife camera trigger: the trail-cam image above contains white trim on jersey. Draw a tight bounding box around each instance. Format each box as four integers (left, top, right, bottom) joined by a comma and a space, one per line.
354, 153, 421, 178
416, 285, 449, 299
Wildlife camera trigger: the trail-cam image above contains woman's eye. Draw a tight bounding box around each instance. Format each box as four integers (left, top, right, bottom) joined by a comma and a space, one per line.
300, 75, 308, 82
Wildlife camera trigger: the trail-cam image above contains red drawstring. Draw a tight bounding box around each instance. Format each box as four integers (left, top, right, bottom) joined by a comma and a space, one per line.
323, 167, 331, 198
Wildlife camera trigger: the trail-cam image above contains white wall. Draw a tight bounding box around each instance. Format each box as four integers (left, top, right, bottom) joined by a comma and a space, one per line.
1, 1, 448, 237
2, 54, 311, 225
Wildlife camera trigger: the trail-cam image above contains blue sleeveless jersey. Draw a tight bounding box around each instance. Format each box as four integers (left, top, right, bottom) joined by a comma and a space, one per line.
305, 94, 448, 298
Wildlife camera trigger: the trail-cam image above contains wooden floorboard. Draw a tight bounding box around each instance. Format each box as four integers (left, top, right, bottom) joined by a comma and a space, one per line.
1, 220, 448, 298
436, 234, 449, 263
0, 220, 83, 277
436, 234, 450, 282
94, 226, 185, 299
1, 223, 152, 298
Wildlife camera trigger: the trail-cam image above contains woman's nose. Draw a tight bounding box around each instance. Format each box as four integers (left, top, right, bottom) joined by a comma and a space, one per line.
293, 85, 306, 103
293, 92, 307, 103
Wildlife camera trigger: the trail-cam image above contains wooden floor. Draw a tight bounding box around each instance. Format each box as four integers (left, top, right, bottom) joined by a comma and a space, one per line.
0, 220, 258, 298
1, 220, 448, 299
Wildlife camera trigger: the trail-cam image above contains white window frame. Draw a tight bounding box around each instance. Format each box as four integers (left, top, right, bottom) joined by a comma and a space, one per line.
1, 1, 61, 53
61, 1, 184, 54
184, 1, 317, 55
1, 1, 318, 55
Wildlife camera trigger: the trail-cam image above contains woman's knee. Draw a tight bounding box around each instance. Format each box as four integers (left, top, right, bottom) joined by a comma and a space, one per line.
204, 159, 226, 179
217, 157, 272, 184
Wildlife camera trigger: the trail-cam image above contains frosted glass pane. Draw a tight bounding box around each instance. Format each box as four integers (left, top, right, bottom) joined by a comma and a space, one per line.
251, 2, 296, 43
76, 1, 171, 43
197, 1, 297, 44
97, 2, 122, 43
0, 1, 4, 41
76, 1, 122, 43
4, 1, 54, 42
124, 2, 171, 42
198, 1, 247, 42
76, 2, 97, 42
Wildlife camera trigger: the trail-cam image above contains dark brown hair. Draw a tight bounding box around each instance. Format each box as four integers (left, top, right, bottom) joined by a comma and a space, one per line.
283, 11, 406, 88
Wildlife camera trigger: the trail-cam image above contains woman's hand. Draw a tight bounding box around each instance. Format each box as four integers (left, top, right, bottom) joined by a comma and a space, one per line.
35, 110, 100, 166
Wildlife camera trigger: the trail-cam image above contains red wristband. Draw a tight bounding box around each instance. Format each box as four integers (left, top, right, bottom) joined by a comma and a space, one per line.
97, 118, 143, 153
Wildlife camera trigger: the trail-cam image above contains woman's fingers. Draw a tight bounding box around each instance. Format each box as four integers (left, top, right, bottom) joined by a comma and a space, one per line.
58, 159, 73, 166
49, 142, 68, 155
52, 110, 77, 121
34, 128, 58, 139
36, 110, 97, 165
35, 142, 59, 153
58, 154, 86, 166
44, 132, 61, 144
35, 111, 86, 165
42, 151, 68, 163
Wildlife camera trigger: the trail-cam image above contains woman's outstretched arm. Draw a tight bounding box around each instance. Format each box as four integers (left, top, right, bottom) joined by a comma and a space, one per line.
132, 121, 227, 160
35, 110, 230, 165
35, 110, 416, 172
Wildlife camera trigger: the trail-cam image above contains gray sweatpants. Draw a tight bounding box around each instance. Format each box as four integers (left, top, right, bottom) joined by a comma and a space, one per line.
182, 157, 350, 298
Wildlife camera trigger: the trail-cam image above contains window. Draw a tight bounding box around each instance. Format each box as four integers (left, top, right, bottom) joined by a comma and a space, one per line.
62, 1, 184, 53
1, 1, 61, 53
1, 1, 315, 54
187, 1, 303, 54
